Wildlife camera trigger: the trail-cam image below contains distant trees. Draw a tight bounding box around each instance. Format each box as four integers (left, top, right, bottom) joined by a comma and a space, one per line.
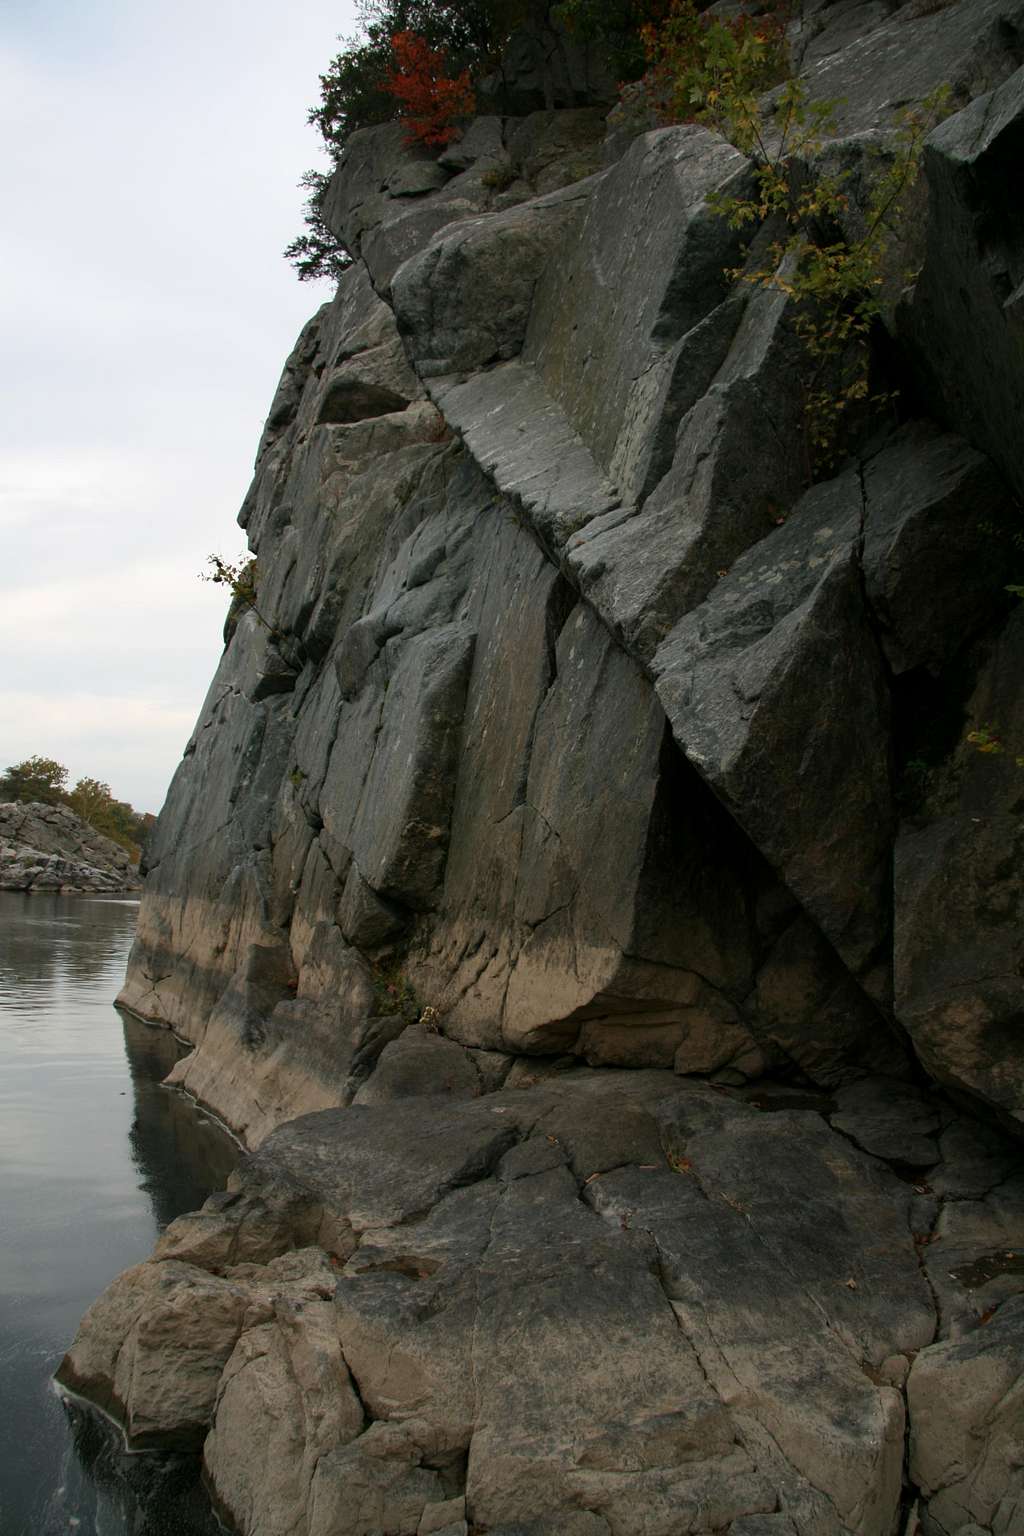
0, 756, 69, 805
0, 757, 154, 861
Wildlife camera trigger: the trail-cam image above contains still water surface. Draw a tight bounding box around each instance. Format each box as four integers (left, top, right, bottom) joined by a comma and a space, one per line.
0, 891, 238, 1535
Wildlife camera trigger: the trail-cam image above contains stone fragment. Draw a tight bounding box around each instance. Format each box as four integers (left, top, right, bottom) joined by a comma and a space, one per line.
352, 1028, 482, 1105
908, 1293, 1024, 1534
392, 179, 596, 376
438, 116, 504, 172
308, 1423, 448, 1536
57, 1262, 250, 1447
204, 1295, 365, 1536
505, 106, 608, 193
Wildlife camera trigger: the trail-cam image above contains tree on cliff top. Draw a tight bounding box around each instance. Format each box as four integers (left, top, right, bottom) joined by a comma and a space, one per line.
310, 0, 527, 153
285, 0, 540, 282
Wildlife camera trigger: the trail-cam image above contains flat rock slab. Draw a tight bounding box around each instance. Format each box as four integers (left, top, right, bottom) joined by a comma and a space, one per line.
431, 362, 622, 548
62, 1071, 943, 1536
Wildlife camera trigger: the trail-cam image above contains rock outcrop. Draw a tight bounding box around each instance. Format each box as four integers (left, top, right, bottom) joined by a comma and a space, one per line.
62, 1068, 1024, 1536
0, 801, 141, 893
65, 1, 1024, 1531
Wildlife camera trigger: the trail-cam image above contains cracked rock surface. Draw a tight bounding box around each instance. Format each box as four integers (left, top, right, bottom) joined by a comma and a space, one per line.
60, 1070, 1024, 1534
63, 1068, 1024, 1536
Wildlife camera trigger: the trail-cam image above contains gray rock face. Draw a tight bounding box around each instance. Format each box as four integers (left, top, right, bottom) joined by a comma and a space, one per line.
0, 801, 141, 892
895, 606, 1024, 1135
114, 0, 1024, 1145
65, 1, 1024, 1528
901, 61, 1024, 499
653, 468, 892, 983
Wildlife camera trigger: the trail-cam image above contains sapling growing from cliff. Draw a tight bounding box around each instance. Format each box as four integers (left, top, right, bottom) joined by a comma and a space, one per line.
203, 555, 281, 642
708, 81, 952, 471
632, 0, 950, 473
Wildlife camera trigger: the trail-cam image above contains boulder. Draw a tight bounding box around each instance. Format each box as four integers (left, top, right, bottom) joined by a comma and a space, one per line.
861, 421, 1018, 675
653, 467, 893, 983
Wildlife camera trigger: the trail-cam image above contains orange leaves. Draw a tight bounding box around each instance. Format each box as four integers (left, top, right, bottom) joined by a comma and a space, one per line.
384, 31, 475, 147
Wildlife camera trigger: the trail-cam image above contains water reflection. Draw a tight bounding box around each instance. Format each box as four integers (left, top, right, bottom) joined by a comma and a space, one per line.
121, 1011, 237, 1231
0, 889, 138, 995
0, 892, 238, 1536
36, 1398, 221, 1536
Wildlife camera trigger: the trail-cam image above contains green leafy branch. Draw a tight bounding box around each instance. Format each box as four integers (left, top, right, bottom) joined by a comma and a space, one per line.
202, 555, 281, 640
709, 80, 952, 474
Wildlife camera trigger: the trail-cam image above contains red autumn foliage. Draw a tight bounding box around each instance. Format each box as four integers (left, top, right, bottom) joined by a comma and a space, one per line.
384, 30, 475, 147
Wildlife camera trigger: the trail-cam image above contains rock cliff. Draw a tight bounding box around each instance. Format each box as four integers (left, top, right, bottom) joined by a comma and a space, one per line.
0, 801, 141, 892
63, 3, 1024, 1533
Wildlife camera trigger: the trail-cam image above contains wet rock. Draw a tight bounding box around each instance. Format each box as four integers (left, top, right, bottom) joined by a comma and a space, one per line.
64, 1074, 942, 1536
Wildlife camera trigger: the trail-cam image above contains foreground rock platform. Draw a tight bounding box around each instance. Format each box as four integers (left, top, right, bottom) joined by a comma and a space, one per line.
60, 1067, 1024, 1536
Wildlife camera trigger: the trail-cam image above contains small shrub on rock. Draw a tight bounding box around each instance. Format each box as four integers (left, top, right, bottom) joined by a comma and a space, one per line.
384, 29, 476, 145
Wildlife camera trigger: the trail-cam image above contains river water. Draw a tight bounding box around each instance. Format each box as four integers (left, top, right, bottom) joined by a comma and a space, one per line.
0, 890, 238, 1535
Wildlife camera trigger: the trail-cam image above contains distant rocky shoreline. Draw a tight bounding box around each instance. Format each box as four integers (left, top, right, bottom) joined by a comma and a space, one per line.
0, 801, 142, 894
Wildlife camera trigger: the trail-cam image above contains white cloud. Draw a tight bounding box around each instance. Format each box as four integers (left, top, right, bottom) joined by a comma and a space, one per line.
1, 0, 358, 812
0, 691, 199, 815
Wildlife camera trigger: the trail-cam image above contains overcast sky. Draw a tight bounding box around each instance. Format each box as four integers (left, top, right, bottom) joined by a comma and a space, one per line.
1, 0, 359, 812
